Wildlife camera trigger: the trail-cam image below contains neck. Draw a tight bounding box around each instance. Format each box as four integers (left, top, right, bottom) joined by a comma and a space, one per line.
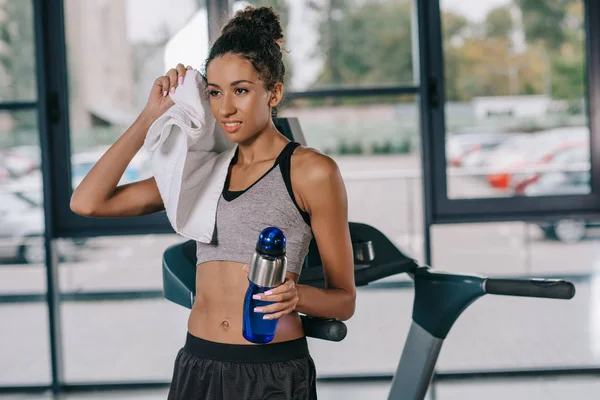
236, 123, 289, 166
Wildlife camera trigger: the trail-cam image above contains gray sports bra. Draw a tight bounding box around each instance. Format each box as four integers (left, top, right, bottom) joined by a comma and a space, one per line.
195, 142, 313, 275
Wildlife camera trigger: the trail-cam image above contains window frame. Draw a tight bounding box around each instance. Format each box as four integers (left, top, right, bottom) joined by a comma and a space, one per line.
423, 0, 600, 225
48, 0, 422, 239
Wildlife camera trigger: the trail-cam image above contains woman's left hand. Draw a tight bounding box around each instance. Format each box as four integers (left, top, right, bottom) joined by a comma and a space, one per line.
242, 266, 300, 320
243, 264, 300, 319
254, 279, 300, 320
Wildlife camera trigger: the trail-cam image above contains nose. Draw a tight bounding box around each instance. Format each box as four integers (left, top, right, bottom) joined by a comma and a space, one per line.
219, 93, 236, 118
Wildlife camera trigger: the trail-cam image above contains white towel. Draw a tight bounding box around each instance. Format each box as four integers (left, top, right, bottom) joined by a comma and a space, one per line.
143, 69, 237, 243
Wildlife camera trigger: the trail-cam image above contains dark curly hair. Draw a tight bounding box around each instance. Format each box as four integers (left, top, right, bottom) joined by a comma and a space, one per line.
204, 6, 286, 117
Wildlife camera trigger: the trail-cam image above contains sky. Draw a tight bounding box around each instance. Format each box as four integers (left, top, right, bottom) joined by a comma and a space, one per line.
442, 0, 512, 22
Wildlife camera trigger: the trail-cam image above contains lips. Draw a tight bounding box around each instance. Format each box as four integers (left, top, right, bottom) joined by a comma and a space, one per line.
222, 121, 242, 133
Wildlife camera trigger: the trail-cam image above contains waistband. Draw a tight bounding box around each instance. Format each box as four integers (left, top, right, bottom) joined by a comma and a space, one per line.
183, 332, 310, 363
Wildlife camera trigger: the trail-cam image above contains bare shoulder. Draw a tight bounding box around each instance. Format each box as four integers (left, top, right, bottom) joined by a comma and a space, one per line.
291, 145, 341, 184
290, 145, 345, 214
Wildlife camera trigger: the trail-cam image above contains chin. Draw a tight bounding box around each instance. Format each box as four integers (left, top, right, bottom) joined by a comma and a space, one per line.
224, 133, 252, 144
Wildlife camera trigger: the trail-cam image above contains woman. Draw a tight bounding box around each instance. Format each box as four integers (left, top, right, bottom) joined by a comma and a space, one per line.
70, 6, 356, 400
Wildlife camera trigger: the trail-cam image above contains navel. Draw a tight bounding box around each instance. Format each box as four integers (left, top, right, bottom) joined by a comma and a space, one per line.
221, 319, 230, 330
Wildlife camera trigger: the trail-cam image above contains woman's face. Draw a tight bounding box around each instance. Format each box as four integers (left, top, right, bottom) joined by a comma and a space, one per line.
205, 53, 283, 143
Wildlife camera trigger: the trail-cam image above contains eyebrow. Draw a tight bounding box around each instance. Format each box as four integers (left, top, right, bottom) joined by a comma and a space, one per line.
207, 80, 255, 88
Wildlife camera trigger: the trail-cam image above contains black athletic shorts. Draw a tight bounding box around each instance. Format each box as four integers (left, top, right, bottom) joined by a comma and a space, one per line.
167, 332, 318, 400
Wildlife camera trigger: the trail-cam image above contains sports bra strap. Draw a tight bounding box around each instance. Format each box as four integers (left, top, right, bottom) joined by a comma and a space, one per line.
279, 142, 311, 226
275, 141, 301, 164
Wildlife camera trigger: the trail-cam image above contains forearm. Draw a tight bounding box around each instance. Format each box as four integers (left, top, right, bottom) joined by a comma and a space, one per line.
70, 112, 154, 212
296, 284, 356, 321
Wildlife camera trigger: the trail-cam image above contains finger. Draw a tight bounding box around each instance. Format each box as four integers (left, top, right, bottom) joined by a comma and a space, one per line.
255, 299, 296, 315
186, 65, 193, 70
262, 307, 296, 320
156, 76, 170, 97
176, 63, 187, 85
166, 68, 178, 93
256, 290, 296, 303
242, 264, 249, 275
260, 280, 295, 297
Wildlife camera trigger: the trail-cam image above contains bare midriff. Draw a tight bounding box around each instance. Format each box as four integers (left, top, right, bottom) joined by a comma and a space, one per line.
187, 261, 305, 344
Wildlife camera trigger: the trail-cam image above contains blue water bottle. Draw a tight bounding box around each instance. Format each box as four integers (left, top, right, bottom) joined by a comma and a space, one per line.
242, 227, 287, 344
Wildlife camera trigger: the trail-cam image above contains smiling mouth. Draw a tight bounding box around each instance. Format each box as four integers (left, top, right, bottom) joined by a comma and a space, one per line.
222, 121, 243, 133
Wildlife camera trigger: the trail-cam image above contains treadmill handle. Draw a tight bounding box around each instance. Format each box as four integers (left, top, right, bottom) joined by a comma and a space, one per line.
484, 278, 575, 299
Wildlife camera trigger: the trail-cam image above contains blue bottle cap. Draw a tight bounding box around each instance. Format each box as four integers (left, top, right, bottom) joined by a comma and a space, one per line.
256, 227, 286, 256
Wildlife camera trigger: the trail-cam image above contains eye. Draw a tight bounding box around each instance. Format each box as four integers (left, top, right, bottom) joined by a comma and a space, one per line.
208, 90, 221, 97
234, 88, 248, 95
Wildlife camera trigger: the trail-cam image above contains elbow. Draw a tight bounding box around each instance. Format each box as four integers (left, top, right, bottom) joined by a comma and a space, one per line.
69, 193, 97, 217
338, 289, 357, 321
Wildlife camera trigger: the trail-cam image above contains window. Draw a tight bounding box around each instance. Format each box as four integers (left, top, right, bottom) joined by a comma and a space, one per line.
0, 1, 50, 386
443, 0, 590, 200
428, 0, 600, 222
0, 110, 47, 288
279, 94, 423, 260
61, 298, 188, 382
0, 0, 37, 102
233, 0, 418, 91
65, 0, 209, 190
0, 303, 51, 385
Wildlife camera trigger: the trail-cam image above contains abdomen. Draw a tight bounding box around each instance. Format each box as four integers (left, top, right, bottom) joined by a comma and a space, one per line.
188, 261, 304, 344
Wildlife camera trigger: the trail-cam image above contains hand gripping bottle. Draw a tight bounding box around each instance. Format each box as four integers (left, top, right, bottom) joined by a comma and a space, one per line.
242, 227, 287, 344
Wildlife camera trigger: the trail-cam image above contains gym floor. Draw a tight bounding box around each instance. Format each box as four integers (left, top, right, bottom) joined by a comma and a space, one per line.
2, 376, 600, 400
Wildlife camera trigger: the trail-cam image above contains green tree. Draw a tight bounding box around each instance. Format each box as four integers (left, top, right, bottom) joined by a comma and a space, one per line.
442, 0, 584, 101
443, 11, 468, 40
442, 11, 469, 102
0, 0, 36, 131
516, 0, 584, 100
309, 0, 414, 88
485, 6, 513, 39
514, 0, 576, 49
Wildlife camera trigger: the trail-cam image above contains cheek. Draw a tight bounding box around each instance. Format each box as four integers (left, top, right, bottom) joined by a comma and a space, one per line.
208, 98, 219, 117
249, 93, 272, 118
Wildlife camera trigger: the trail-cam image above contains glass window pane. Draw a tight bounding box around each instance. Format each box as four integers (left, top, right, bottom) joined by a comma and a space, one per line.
59, 234, 183, 293
0, 303, 51, 385
428, 222, 597, 372
0, 0, 37, 102
431, 221, 598, 277
0, 109, 50, 294
280, 94, 423, 262
234, 0, 418, 91
440, 0, 591, 199
64, 0, 209, 191
62, 298, 189, 382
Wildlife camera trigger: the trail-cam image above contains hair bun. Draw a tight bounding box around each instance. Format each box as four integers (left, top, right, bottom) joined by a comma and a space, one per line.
223, 6, 284, 49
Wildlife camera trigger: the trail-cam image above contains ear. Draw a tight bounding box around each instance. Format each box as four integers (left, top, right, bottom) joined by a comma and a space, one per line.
268, 82, 284, 108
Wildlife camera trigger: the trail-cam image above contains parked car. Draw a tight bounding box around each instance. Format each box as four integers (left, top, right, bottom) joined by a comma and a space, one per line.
461, 133, 529, 169
513, 144, 590, 195
0, 191, 80, 264
486, 127, 589, 190
525, 170, 597, 243
446, 132, 511, 167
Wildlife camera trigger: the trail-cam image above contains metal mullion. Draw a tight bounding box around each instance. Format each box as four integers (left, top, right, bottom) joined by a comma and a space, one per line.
0, 101, 38, 111
286, 85, 419, 100
33, 0, 68, 393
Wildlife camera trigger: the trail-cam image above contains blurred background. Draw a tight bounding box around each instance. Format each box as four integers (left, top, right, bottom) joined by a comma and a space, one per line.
1, 0, 599, 399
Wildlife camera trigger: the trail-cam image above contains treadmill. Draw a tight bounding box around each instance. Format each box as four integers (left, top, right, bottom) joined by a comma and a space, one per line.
162, 118, 576, 400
